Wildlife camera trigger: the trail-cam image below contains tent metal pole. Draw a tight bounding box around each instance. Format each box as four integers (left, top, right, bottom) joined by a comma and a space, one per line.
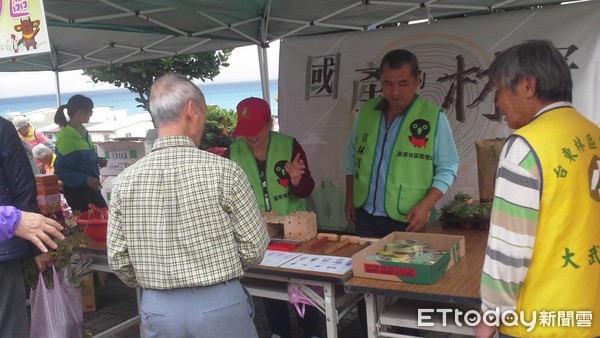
54, 71, 62, 106
258, 44, 271, 105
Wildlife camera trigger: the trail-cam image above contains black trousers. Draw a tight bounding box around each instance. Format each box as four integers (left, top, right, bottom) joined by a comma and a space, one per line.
0, 259, 27, 338
264, 298, 321, 338
354, 207, 409, 238
63, 186, 108, 212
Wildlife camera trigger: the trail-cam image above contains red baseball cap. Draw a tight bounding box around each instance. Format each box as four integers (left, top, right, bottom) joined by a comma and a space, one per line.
232, 97, 271, 137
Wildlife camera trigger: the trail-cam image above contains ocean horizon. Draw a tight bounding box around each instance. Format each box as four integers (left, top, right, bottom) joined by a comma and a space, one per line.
0, 79, 278, 117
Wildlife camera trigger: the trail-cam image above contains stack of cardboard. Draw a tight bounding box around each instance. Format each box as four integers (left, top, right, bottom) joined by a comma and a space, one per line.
96, 140, 146, 203
35, 174, 63, 223
80, 272, 100, 312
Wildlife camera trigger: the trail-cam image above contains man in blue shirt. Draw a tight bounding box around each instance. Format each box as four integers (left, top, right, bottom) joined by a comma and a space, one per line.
345, 49, 459, 237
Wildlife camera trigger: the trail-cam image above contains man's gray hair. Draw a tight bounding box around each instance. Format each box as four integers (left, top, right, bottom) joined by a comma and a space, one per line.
32, 143, 53, 160
488, 39, 572, 102
149, 73, 206, 127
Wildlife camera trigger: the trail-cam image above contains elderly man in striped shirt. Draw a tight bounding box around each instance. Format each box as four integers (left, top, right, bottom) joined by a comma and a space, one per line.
107, 73, 270, 338
477, 40, 600, 337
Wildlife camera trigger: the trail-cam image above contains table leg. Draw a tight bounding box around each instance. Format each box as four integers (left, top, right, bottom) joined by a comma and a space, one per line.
137, 288, 144, 338
323, 283, 338, 338
365, 293, 378, 338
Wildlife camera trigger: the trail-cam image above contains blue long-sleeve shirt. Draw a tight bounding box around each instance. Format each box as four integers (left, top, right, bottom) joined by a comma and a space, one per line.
346, 98, 459, 216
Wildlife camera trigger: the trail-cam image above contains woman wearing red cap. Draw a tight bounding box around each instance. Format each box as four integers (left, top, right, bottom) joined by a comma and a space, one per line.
224, 97, 320, 338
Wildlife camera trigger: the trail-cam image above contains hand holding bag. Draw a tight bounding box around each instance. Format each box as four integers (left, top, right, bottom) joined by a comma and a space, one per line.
30, 266, 83, 338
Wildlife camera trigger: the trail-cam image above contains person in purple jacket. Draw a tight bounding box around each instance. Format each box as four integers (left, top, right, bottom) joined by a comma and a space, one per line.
0, 205, 64, 253
0, 116, 63, 337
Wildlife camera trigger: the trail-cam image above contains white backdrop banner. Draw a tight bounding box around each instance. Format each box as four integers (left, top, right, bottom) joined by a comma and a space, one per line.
278, 2, 600, 230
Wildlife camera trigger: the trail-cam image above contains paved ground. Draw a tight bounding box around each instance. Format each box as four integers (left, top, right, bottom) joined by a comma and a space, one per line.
83, 273, 363, 338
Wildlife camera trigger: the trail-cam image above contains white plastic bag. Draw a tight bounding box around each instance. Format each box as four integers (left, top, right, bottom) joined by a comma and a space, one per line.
30, 266, 83, 338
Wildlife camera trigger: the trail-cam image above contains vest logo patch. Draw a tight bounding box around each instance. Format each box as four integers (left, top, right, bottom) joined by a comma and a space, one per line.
408, 118, 430, 148
274, 160, 290, 187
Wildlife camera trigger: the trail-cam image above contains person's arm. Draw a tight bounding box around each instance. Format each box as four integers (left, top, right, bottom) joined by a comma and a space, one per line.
14, 211, 64, 253
0, 206, 21, 242
477, 137, 540, 336
288, 140, 315, 198
344, 117, 359, 224
431, 113, 459, 194
345, 175, 355, 224
228, 165, 269, 270
405, 187, 443, 232
34, 129, 55, 152
43, 140, 56, 152
405, 113, 459, 231
107, 184, 138, 288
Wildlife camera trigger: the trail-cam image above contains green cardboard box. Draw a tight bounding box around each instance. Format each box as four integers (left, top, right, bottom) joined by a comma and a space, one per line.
351, 232, 465, 284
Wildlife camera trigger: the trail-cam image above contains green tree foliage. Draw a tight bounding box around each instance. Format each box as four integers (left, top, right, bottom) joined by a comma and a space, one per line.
82, 50, 233, 126
201, 105, 237, 150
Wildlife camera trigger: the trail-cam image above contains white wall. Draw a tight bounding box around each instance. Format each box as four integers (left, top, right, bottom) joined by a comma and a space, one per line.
278, 1, 600, 230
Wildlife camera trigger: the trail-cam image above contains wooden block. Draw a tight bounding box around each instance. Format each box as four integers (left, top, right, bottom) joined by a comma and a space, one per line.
262, 211, 317, 241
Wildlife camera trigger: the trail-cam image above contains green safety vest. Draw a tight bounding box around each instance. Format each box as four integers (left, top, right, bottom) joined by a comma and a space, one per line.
230, 132, 306, 216
353, 96, 440, 221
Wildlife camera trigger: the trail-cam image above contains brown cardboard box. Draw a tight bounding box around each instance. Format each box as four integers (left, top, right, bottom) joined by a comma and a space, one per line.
352, 232, 465, 284
80, 272, 99, 312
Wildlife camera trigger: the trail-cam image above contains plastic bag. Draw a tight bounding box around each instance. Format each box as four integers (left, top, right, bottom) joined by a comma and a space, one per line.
287, 283, 319, 318
30, 266, 83, 338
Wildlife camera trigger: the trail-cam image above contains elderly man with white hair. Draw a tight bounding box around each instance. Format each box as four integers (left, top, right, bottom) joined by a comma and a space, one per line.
32, 144, 56, 174
107, 73, 269, 338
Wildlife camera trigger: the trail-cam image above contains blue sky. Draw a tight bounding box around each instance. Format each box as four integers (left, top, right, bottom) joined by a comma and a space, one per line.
0, 42, 279, 98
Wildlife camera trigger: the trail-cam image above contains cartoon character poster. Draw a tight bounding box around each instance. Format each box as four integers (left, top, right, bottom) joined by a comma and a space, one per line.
0, 0, 50, 58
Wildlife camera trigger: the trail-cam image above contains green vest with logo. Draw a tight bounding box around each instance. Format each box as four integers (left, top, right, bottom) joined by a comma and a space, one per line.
230, 132, 307, 216
353, 96, 440, 221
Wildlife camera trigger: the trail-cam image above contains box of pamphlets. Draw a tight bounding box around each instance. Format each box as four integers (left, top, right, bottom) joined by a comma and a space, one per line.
352, 232, 465, 284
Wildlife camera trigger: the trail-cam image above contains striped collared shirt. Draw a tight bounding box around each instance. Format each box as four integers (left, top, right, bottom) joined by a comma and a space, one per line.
480, 103, 571, 313
107, 135, 269, 289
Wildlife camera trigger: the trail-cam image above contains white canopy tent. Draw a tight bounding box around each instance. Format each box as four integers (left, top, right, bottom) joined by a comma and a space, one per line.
0, 0, 582, 103
3, 0, 597, 230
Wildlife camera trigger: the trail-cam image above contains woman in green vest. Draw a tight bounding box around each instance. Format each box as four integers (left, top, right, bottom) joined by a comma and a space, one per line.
54, 94, 107, 212
224, 97, 320, 338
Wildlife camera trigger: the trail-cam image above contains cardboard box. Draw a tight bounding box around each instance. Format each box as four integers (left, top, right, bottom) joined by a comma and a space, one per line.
352, 232, 465, 284
80, 272, 100, 312
96, 141, 146, 176
99, 175, 116, 202
35, 174, 59, 185
37, 193, 61, 206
